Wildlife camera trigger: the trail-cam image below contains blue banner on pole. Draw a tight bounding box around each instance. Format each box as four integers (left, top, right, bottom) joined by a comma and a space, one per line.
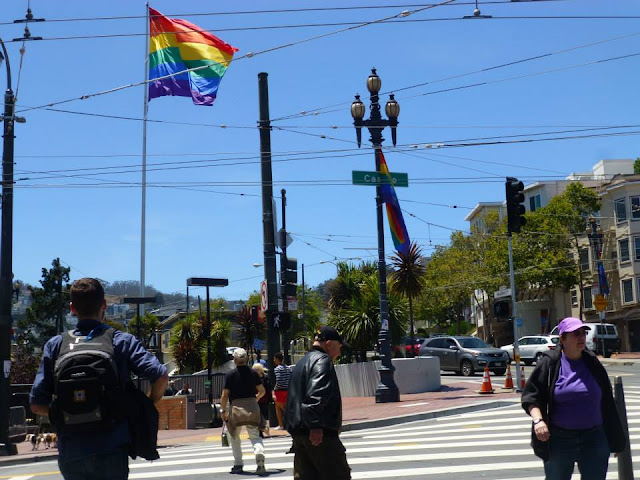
253, 338, 265, 351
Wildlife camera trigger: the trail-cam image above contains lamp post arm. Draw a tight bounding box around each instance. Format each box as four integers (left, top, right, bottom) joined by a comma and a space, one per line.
0, 38, 12, 92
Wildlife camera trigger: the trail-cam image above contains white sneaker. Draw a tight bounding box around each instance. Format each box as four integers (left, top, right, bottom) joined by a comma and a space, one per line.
272, 426, 282, 430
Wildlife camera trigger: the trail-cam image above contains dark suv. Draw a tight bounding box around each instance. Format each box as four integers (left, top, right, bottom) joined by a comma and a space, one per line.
419, 335, 509, 376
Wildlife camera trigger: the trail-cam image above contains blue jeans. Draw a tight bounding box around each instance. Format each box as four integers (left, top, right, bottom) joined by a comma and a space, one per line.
544, 425, 610, 480
58, 446, 129, 480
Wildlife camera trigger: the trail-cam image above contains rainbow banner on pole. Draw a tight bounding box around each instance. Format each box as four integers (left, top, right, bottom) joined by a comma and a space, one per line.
378, 150, 410, 256
148, 7, 238, 106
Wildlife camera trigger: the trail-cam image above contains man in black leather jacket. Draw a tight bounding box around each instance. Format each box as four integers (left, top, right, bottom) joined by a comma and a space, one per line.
284, 326, 351, 480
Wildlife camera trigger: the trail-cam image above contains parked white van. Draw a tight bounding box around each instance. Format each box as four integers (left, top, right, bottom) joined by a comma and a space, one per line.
550, 322, 620, 357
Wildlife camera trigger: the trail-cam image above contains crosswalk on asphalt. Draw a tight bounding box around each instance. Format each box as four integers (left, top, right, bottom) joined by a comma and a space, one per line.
123, 386, 640, 480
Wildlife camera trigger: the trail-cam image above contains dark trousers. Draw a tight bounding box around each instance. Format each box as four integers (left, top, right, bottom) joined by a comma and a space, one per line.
292, 432, 351, 480
59, 446, 129, 480
544, 425, 610, 480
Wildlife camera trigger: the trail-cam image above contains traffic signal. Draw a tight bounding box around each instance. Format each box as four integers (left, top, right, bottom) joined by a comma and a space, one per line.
505, 176, 526, 234
494, 300, 512, 320
251, 305, 258, 324
281, 256, 298, 297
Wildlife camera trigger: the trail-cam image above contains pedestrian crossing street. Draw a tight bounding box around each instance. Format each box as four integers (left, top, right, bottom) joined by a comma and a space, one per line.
122, 385, 640, 480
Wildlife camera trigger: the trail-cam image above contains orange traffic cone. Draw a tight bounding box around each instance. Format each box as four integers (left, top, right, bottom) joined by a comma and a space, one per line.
503, 364, 514, 389
520, 365, 526, 389
478, 366, 494, 394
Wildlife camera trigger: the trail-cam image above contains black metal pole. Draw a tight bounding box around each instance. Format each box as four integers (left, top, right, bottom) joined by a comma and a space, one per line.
373, 147, 399, 403
206, 286, 212, 405
258, 72, 280, 380
57, 274, 63, 335
280, 188, 291, 364
614, 376, 634, 480
0, 37, 17, 454
356, 70, 399, 403
136, 303, 141, 390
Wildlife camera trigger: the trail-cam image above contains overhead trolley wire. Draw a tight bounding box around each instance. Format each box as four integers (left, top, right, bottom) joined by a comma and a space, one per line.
13, 0, 457, 116
273, 31, 640, 122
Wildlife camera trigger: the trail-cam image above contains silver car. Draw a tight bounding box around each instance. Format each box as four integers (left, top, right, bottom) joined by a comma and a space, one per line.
419, 335, 509, 376
500, 335, 559, 365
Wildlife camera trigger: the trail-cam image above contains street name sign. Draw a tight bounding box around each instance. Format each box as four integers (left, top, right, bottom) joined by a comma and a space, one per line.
352, 170, 408, 187
494, 288, 512, 299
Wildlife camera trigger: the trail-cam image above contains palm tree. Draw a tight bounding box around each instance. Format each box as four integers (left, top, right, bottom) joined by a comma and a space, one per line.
390, 242, 426, 357
169, 314, 204, 373
234, 306, 265, 358
330, 272, 408, 362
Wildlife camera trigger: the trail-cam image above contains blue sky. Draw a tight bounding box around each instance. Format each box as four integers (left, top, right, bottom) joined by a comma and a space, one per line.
1, 0, 638, 301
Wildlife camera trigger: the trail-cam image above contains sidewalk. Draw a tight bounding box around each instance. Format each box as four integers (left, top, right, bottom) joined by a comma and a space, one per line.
0, 380, 520, 467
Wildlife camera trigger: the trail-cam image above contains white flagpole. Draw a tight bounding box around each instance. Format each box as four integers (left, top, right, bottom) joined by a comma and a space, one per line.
140, 3, 150, 315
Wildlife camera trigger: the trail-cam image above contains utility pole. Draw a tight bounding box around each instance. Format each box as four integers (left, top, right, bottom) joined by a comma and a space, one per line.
0, 37, 17, 456
258, 73, 280, 380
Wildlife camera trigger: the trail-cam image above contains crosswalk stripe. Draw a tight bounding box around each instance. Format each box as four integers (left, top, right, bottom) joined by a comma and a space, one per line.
125, 392, 640, 479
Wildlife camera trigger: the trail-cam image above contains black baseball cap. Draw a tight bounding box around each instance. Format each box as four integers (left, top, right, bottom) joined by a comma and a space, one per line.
315, 326, 350, 349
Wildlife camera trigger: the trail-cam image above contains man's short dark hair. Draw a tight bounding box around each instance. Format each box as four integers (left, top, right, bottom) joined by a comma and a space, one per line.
274, 352, 284, 362
70, 278, 105, 318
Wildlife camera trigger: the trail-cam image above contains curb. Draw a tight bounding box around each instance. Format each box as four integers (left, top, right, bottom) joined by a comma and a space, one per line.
341, 399, 519, 432
0, 399, 520, 468
0, 451, 58, 468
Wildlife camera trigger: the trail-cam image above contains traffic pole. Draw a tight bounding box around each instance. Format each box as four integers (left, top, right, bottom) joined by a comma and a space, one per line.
507, 233, 522, 391
614, 376, 634, 480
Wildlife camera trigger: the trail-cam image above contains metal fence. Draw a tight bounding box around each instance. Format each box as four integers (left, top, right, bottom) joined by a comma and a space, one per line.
137, 373, 227, 403
11, 372, 227, 412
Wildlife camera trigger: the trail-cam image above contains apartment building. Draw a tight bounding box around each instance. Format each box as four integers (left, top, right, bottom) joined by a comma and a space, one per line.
466, 159, 639, 350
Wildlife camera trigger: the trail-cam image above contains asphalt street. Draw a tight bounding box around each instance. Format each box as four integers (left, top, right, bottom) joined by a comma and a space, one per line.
0, 364, 637, 480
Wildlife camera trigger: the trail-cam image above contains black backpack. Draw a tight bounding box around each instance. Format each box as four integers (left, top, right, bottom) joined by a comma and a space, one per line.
50, 326, 124, 434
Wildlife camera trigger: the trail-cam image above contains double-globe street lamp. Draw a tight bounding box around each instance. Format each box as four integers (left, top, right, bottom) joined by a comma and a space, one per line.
350, 68, 400, 403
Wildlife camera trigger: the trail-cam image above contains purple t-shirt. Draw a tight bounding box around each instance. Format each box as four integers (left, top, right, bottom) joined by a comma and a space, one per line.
551, 353, 602, 430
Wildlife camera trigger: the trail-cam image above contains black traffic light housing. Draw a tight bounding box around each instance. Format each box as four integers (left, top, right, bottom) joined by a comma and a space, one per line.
281, 256, 298, 297
505, 176, 526, 234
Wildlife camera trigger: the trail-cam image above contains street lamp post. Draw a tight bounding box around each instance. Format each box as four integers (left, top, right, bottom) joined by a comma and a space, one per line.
0, 36, 17, 456
586, 218, 606, 356
186, 277, 228, 404
122, 296, 157, 389
351, 68, 400, 403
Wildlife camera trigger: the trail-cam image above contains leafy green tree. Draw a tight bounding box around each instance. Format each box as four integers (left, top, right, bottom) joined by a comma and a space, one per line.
635, 158, 640, 174
169, 314, 203, 374
17, 258, 70, 352
328, 265, 408, 362
295, 285, 323, 339
127, 312, 159, 349
234, 306, 265, 357
390, 242, 426, 357
10, 341, 41, 384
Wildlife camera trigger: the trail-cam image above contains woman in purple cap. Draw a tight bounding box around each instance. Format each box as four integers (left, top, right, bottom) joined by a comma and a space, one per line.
521, 317, 626, 479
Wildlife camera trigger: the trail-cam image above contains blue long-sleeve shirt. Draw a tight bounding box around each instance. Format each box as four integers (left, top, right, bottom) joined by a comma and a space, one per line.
30, 319, 167, 462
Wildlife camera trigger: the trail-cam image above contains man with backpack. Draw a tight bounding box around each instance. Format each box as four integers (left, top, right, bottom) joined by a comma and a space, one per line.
30, 278, 168, 480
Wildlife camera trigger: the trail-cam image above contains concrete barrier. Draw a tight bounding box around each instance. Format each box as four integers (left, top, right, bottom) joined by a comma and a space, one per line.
378, 356, 441, 394
335, 356, 440, 397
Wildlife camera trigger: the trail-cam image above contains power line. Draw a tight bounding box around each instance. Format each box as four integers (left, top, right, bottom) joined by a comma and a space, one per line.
14, 0, 457, 116
0, 1, 563, 26
273, 31, 640, 121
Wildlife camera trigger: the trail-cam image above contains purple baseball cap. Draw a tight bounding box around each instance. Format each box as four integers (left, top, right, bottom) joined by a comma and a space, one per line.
557, 317, 591, 335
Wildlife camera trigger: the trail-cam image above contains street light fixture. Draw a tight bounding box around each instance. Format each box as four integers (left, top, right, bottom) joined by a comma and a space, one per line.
186, 277, 228, 404
351, 68, 400, 403
122, 296, 157, 389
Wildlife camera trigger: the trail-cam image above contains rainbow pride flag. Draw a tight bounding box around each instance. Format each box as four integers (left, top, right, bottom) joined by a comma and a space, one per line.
379, 150, 411, 256
148, 7, 238, 106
